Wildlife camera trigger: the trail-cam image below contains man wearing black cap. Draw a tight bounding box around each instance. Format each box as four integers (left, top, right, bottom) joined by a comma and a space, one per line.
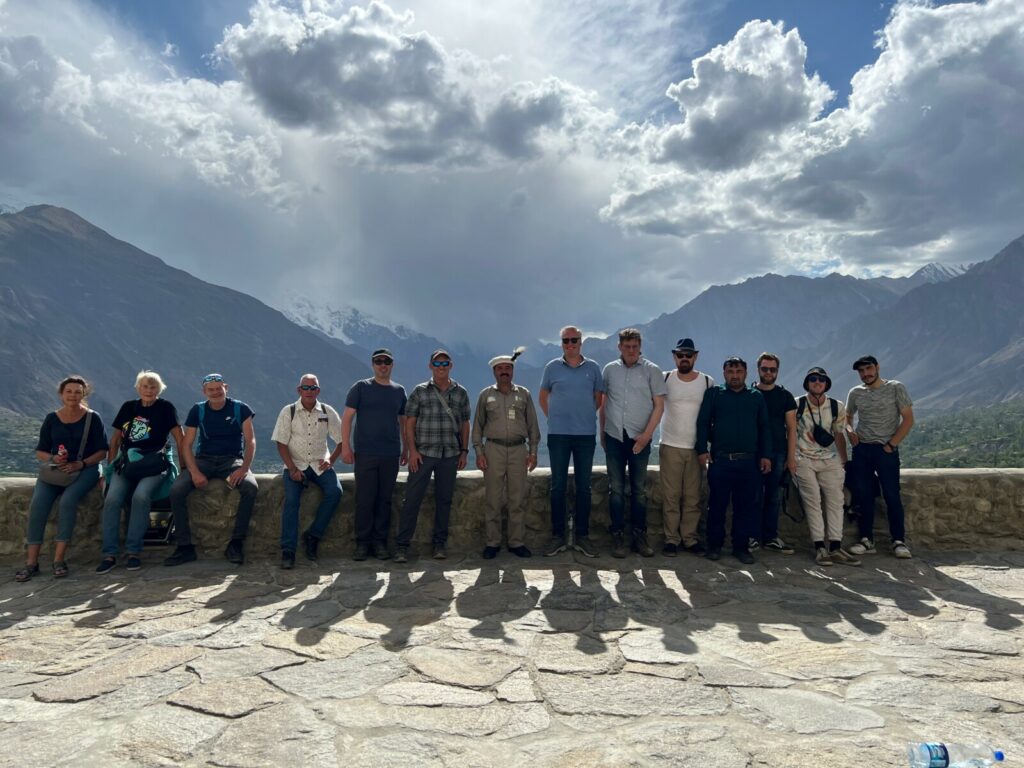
395, 349, 471, 562
845, 355, 915, 559
695, 357, 771, 564
341, 349, 408, 560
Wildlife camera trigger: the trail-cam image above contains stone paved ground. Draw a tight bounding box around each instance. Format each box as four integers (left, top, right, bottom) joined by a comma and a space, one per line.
1, 548, 1022, 768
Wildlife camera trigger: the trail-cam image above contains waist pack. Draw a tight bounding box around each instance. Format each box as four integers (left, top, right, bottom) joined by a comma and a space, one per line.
118, 449, 169, 482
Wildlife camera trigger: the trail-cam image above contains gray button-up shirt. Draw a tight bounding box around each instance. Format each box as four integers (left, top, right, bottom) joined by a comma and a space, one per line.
602, 357, 667, 440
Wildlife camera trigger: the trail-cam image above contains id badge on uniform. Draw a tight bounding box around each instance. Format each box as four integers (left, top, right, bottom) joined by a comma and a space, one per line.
507, 408, 516, 420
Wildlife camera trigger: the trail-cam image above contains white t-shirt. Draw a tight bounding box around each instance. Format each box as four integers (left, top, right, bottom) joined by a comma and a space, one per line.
659, 371, 714, 449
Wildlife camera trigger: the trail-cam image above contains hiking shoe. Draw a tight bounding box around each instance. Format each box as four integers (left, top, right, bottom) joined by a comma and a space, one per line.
302, 531, 320, 562
509, 545, 531, 558
125, 556, 142, 571
733, 548, 755, 565
281, 550, 296, 570
353, 542, 370, 561
225, 539, 245, 565
573, 537, 598, 558
14, 563, 40, 582
748, 538, 761, 551
544, 537, 567, 557
763, 537, 795, 554
830, 548, 861, 566
433, 544, 447, 560
705, 547, 722, 561
892, 540, 913, 559
815, 547, 833, 566
662, 542, 679, 557
632, 529, 654, 557
95, 557, 117, 574
611, 531, 628, 558
393, 547, 409, 564
848, 537, 876, 555
482, 546, 499, 559
683, 541, 707, 556
372, 542, 390, 560
163, 545, 197, 566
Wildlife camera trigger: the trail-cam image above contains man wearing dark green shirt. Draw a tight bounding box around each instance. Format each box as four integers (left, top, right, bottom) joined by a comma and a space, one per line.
696, 357, 771, 564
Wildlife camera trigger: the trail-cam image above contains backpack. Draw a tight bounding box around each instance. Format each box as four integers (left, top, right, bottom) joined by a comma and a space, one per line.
195, 399, 242, 453
290, 402, 327, 421
796, 395, 839, 423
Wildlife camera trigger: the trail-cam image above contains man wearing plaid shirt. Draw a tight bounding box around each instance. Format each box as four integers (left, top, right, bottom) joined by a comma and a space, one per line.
394, 349, 471, 562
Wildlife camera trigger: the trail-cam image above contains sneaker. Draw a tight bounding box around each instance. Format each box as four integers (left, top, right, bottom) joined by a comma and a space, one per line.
372, 543, 390, 560
733, 548, 755, 565
705, 547, 722, 561
482, 545, 499, 559
848, 537, 876, 555
163, 545, 197, 567
125, 556, 142, 571
544, 537, 567, 557
393, 546, 409, 564
815, 547, 833, 566
353, 542, 370, 561
432, 544, 447, 560
95, 557, 117, 574
830, 548, 862, 566
662, 542, 679, 557
683, 541, 707, 556
281, 550, 295, 570
573, 537, 598, 558
748, 538, 761, 551
632, 529, 654, 557
611, 531, 628, 558
509, 545, 531, 558
892, 540, 913, 559
302, 531, 320, 562
763, 537, 795, 555
224, 539, 245, 565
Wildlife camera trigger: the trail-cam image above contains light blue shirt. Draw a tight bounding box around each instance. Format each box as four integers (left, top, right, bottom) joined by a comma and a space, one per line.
540, 357, 604, 435
602, 357, 667, 439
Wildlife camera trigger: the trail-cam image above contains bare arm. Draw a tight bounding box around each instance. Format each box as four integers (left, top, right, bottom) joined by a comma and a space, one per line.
539, 388, 550, 417
633, 395, 665, 453
888, 406, 914, 449
785, 409, 798, 472
107, 431, 122, 464
405, 416, 421, 472
341, 406, 356, 464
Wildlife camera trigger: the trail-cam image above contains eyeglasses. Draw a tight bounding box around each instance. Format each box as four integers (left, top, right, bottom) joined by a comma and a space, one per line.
806, 375, 827, 383
562, 337, 580, 344
759, 366, 778, 373
673, 352, 695, 359
431, 360, 451, 368
202, 374, 224, 383
372, 358, 393, 366
299, 385, 320, 391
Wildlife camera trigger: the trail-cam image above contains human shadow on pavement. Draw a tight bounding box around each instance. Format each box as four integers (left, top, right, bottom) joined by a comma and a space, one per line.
453, 564, 540, 642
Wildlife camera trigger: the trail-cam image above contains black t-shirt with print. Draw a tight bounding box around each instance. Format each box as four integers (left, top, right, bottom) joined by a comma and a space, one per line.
112, 398, 180, 454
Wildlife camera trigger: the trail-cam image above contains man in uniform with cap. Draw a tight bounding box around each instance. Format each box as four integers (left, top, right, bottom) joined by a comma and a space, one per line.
472, 348, 541, 558
395, 349, 471, 562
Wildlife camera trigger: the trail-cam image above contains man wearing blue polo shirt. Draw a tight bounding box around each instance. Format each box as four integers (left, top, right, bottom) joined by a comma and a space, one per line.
540, 325, 605, 557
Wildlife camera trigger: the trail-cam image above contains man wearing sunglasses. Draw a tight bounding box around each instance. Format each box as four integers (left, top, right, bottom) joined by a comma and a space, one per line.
166, 373, 258, 566
342, 348, 408, 561
270, 374, 344, 569
539, 326, 605, 558
395, 349, 471, 562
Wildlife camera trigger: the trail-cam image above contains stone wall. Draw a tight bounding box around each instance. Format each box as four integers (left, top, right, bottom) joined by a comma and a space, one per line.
1, 468, 1022, 559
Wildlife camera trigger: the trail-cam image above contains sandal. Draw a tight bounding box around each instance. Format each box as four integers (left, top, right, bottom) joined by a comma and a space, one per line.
53, 561, 69, 578
14, 563, 40, 582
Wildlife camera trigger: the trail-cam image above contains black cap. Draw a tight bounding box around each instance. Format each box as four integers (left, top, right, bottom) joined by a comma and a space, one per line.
803, 366, 832, 392
852, 355, 878, 370
430, 349, 452, 361
371, 348, 394, 361
672, 338, 698, 353
723, 356, 747, 368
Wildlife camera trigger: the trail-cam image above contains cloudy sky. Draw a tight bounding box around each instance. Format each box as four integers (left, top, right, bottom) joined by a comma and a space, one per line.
2, 0, 1022, 347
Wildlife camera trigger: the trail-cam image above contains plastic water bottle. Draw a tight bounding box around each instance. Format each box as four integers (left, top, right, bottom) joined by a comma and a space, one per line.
907, 742, 1004, 767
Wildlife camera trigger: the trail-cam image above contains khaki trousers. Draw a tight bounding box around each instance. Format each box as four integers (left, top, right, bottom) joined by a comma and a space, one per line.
483, 442, 528, 548
659, 444, 703, 546
794, 454, 846, 543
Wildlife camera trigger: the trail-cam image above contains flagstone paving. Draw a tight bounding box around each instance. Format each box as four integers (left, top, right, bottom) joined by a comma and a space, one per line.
1, 549, 1022, 767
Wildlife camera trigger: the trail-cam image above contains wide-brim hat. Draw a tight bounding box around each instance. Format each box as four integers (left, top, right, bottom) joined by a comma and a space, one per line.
672, 337, 698, 353
803, 367, 832, 392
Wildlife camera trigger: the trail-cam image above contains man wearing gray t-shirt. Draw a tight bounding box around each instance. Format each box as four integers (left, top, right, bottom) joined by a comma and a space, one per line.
845, 355, 915, 559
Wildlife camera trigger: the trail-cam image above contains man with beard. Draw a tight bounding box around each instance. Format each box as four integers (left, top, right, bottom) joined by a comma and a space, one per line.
751, 353, 798, 555
658, 338, 715, 556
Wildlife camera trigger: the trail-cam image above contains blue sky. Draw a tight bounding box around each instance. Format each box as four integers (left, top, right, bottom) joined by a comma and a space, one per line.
2, 0, 1022, 346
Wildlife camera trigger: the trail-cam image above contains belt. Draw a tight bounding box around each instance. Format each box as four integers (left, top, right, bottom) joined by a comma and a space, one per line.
486, 437, 526, 447
714, 452, 755, 461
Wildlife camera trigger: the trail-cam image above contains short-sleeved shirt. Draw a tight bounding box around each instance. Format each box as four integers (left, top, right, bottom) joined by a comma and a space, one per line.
540, 357, 604, 435
755, 384, 797, 456
36, 410, 108, 461
112, 398, 179, 454
344, 379, 407, 457
271, 400, 343, 473
405, 380, 471, 459
602, 357, 667, 440
184, 398, 254, 458
846, 380, 912, 444
795, 396, 847, 460
660, 372, 715, 449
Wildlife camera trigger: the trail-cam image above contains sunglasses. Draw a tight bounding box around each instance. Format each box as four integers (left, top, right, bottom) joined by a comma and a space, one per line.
806, 375, 827, 384
759, 366, 778, 373
372, 358, 393, 365
202, 374, 224, 383
299, 384, 320, 391
562, 337, 580, 344
673, 351, 695, 359
431, 360, 452, 368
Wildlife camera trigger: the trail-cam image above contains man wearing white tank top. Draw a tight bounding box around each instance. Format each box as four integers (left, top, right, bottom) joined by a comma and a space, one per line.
659, 338, 715, 556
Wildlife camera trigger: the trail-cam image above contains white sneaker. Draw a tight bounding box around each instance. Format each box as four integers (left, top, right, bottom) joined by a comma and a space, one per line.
814, 547, 833, 566
748, 538, 761, 551
848, 537, 876, 555
892, 540, 912, 559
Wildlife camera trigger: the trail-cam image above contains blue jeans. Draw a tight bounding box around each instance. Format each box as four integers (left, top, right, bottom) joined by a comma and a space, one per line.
706, 456, 759, 552
605, 431, 651, 533
853, 443, 905, 542
101, 471, 166, 556
754, 451, 787, 542
548, 434, 596, 539
281, 467, 342, 552
26, 465, 100, 545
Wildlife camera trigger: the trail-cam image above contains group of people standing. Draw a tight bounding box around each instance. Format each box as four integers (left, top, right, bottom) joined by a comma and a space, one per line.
14, 329, 914, 580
